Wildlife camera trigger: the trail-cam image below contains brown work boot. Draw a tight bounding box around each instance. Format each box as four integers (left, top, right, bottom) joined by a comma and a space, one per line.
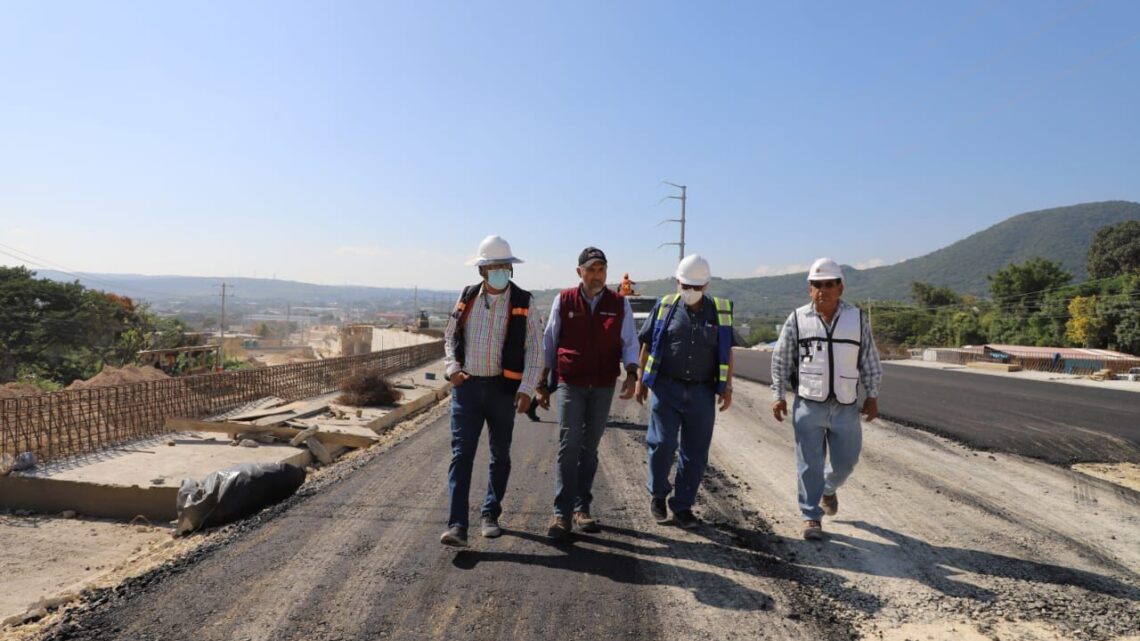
802, 520, 823, 541
547, 515, 572, 541
821, 493, 838, 517
573, 510, 601, 533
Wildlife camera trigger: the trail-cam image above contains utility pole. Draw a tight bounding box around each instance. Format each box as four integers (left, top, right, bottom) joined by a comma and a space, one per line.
286, 302, 292, 346
217, 283, 232, 371
866, 298, 873, 325
658, 181, 687, 262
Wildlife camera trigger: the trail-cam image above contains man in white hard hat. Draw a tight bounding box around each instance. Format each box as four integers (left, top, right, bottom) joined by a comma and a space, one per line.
634, 254, 736, 529
439, 235, 545, 547
537, 246, 640, 540
771, 257, 882, 541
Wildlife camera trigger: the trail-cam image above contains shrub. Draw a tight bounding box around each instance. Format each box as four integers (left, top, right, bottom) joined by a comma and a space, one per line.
338, 370, 403, 406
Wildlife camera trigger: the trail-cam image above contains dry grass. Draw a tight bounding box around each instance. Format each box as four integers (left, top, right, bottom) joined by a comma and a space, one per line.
338, 370, 403, 407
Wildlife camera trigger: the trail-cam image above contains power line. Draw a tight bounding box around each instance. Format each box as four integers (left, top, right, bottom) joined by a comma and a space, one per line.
0, 242, 173, 301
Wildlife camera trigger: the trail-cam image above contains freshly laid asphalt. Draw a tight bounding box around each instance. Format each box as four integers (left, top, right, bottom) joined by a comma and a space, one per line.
734, 349, 1140, 465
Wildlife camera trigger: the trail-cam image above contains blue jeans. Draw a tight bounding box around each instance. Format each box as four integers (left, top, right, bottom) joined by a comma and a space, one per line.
554, 383, 616, 517
793, 396, 862, 521
646, 377, 716, 513
447, 377, 517, 530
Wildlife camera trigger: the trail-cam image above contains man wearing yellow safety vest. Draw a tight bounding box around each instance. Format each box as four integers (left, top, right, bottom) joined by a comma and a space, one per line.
440, 235, 545, 548
771, 257, 882, 541
634, 255, 736, 529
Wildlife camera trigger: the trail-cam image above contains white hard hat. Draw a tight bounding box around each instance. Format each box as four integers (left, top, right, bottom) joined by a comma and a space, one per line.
675, 254, 712, 286
465, 235, 523, 266
807, 257, 843, 282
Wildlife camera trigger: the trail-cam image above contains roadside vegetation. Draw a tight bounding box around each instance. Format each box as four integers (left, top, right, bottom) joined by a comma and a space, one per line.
866, 221, 1140, 354
0, 266, 192, 388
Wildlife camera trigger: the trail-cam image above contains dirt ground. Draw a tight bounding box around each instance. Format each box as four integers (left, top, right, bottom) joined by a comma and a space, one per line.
0, 515, 175, 627
1072, 463, 1140, 493
5, 379, 1139, 641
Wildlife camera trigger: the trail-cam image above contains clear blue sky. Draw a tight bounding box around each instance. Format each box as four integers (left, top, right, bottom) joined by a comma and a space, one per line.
1, 1, 1137, 291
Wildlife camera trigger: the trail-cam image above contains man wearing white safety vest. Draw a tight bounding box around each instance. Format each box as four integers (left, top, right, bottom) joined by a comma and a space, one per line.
635, 254, 736, 530
771, 257, 882, 541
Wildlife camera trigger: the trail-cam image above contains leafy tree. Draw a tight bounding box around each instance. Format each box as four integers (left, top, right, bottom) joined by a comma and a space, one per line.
747, 324, 779, 346
911, 282, 962, 308
0, 267, 171, 384
988, 258, 1072, 314
1113, 308, 1140, 356
1087, 220, 1140, 279
1065, 296, 1104, 347
868, 304, 933, 347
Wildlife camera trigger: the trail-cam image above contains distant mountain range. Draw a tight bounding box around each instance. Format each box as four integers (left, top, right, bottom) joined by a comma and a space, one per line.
33, 272, 458, 310
626, 201, 1140, 316
35, 200, 1140, 317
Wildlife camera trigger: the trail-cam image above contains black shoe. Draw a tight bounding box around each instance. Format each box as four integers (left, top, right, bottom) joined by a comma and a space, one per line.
440, 526, 468, 547
480, 515, 501, 538
673, 509, 700, 530
650, 497, 669, 524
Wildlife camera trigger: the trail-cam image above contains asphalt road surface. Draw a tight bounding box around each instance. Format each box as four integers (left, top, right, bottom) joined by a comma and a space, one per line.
734, 349, 1140, 465
38, 380, 1140, 641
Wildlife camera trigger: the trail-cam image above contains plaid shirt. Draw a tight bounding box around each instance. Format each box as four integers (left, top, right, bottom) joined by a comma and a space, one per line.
444, 284, 544, 397
771, 299, 882, 402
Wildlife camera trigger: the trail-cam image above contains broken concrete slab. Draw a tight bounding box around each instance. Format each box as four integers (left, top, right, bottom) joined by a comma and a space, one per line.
288, 425, 320, 447
305, 438, 333, 465
166, 418, 378, 450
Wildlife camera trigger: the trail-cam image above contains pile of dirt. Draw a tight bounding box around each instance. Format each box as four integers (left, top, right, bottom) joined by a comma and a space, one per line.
338, 370, 403, 407
67, 366, 170, 390
0, 383, 43, 399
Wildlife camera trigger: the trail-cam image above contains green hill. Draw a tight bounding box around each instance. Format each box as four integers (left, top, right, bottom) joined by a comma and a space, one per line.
618, 201, 1140, 316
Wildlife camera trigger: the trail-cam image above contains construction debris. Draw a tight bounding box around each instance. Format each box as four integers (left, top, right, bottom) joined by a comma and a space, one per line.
176, 462, 306, 535
306, 438, 334, 465
288, 426, 320, 448
166, 418, 379, 450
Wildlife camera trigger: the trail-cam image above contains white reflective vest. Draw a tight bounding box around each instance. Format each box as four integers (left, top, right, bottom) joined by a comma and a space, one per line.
793, 304, 862, 405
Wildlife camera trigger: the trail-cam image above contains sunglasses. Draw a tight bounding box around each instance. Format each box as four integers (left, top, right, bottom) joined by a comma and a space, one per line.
680, 284, 704, 291
811, 279, 841, 289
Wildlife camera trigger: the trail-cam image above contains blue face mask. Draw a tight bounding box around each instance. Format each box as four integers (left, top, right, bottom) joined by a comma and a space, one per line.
486, 268, 510, 290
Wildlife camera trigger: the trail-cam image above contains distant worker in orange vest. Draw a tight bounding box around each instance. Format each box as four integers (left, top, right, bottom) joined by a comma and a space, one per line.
619, 272, 636, 296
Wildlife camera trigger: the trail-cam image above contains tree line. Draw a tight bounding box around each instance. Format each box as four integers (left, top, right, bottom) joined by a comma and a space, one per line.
863, 221, 1140, 355
0, 266, 190, 388
741, 220, 1140, 355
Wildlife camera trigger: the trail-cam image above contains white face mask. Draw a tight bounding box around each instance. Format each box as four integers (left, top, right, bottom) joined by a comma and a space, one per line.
679, 287, 703, 305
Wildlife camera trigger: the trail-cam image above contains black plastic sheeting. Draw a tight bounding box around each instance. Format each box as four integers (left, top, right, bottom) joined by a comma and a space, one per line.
176, 462, 306, 535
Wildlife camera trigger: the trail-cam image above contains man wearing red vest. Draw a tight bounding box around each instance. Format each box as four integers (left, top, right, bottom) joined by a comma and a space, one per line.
440, 235, 544, 548
537, 247, 640, 540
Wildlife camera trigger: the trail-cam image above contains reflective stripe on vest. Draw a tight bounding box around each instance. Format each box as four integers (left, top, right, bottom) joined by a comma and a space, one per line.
793, 304, 861, 404
713, 297, 733, 390
642, 293, 733, 395
452, 282, 531, 386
